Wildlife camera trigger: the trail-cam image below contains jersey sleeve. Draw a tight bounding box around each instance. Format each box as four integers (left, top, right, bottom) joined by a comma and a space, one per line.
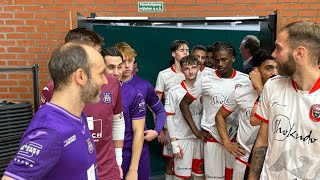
164, 90, 177, 138
130, 90, 146, 120
164, 90, 176, 115
222, 88, 237, 113
155, 72, 164, 94
146, 81, 161, 107
113, 80, 123, 115
4, 128, 62, 179
255, 81, 270, 123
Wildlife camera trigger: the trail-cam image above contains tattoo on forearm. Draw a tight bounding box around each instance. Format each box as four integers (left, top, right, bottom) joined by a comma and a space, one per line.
251, 146, 267, 178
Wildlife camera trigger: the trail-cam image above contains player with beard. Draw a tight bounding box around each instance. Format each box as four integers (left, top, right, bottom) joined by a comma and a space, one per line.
180, 42, 251, 180
165, 55, 204, 180
215, 49, 278, 180
41, 28, 125, 180
248, 21, 320, 180
155, 40, 189, 180
2, 43, 108, 180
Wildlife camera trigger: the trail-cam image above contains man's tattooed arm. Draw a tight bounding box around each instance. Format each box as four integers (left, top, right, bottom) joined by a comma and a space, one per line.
248, 122, 269, 180
249, 146, 267, 179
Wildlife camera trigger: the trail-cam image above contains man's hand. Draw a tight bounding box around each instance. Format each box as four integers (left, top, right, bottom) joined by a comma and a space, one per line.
171, 141, 184, 158
144, 129, 158, 141
249, 68, 263, 95
157, 130, 168, 145
126, 169, 138, 180
224, 142, 246, 157
118, 165, 123, 179
194, 130, 213, 141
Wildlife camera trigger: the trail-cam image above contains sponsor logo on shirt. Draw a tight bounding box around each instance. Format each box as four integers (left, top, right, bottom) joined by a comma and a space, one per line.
138, 100, 146, 112
15, 141, 42, 167
87, 138, 94, 154
64, 134, 77, 147
211, 93, 225, 108
87, 117, 102, 141
102, 92, 112, 104
272, 114, 317, 144
309, 104, 320, 122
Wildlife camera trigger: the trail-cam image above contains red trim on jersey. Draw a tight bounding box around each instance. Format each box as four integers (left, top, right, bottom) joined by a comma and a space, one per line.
291, 79, 298, 92
176, 175, 191, 179
192, 158, 204, 175
236, 157, 250, 167
222, 105, 232, 114
231, 138, 237, 143
215, 69, 236, 79
166, 112, 175, 115
254, 113, 269, 123
225, 167, 233, 180
200, 65, 205, 72
254, 101, 259, 105
171, 65, 177, 73
155, 90, 163, 93
309, 77, 320, 94
181, 81, 197, 100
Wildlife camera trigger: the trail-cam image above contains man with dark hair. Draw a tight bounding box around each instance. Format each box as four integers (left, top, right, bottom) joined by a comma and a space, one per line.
64, 28, 104, 51
41, 29, 125, 180
155, 40, 189, 180
240, 35, 260, 74
215, 49, 277, 180
165, 55, 204, 180
180, 42, 251, 180
248, 21, 320, 180
205, 45, 215, 69
2, 43, 108, 180
192, 45, 213, 74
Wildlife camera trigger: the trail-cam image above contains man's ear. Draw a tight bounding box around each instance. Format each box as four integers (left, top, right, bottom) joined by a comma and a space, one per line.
294, 46, 306, 63
74, 68, 87, 86
232, 56, 235, 63
172, 51, 176, 58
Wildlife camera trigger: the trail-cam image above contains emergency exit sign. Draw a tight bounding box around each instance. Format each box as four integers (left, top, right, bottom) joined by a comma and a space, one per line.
138, 2, 163, 12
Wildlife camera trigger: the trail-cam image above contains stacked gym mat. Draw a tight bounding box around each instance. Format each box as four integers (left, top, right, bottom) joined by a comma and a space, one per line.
0, 101, 33, 176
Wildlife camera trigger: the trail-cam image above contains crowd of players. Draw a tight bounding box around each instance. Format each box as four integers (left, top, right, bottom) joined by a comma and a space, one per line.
1, 20, 320, 180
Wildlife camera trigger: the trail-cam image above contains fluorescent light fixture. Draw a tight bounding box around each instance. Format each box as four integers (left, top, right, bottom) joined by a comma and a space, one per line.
94, 17, 148, 20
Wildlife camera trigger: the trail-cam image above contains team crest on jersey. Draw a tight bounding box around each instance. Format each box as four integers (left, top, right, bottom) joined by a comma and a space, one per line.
86, 138, 94, 154
102, 92, 112, 104
309, 104, 320, 122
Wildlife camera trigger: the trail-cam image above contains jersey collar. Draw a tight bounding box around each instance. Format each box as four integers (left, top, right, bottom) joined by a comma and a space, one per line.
291, 77, 320, 94
215, 69, 236, 79
170, 65, 177, 73
200, 65, 205, 72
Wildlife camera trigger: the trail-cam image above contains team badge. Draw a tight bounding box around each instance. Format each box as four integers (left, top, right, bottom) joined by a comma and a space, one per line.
86, 138, 94, 154
102, 92, 112, 104
309, 104, 320, 122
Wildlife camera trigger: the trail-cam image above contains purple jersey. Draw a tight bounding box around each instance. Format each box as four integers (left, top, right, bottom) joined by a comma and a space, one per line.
41, 76, 123, 180
4, 103, 97, 180
121, 83, 146, 148
121, 83, 150, 180
124, 75, 165, 134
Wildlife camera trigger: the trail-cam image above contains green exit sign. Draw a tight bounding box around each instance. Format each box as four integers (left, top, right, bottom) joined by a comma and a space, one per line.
138, 2, 164, 12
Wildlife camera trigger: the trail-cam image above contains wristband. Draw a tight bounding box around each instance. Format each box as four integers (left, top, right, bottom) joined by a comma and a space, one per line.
171, 141, 180, 154
115, 148, 123, 166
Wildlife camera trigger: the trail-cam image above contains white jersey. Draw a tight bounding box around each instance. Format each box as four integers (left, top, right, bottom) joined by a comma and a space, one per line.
188, 69, 251, 142
256, 76, 320, 180
222, 84, 259, 153
155, 65, 185, 98
200, 66, 215, 75
165, 81, 202, 139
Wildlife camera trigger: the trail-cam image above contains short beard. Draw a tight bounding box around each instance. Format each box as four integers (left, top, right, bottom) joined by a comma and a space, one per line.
81, 78, 100, 103
277, 52, 296, 76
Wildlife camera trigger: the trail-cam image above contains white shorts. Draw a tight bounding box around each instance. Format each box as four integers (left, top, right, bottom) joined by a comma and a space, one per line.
204, 138, 236, 180
162, 128, 173, 158
232, 153, 250, 180
173, 139, 204, 178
